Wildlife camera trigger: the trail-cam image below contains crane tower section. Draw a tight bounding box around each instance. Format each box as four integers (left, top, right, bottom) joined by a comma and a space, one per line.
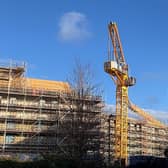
104, 22, 136, 166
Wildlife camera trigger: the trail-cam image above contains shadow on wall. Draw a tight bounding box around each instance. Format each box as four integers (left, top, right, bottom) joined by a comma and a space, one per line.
0, 103, 104, 165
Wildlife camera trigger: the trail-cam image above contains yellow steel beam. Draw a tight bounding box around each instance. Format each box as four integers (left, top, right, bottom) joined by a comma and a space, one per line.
129, 102, 166, 128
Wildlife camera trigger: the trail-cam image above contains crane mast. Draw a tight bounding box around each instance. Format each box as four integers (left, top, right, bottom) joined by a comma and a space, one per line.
104, 22, 136, 166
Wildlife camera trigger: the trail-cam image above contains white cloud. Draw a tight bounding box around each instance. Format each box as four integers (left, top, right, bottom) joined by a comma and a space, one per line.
104, 104, 168, 125
58, 11, 91, 41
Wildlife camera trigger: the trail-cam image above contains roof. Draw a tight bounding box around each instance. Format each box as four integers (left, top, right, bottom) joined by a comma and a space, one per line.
0, 65, 71, 93
26, 78, 71, 92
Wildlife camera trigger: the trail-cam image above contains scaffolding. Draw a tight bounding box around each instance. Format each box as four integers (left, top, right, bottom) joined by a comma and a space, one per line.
101, 113, 168, 165
0, 60, 103, 160
1, 60, 167, 164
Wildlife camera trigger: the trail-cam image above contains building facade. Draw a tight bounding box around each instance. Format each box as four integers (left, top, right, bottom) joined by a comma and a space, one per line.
0, 61, 167, 164
0, 62, 103, 160
101, 113, 168, 164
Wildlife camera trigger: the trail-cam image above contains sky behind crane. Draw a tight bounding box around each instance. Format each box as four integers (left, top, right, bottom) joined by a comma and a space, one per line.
0, 0, 168, 118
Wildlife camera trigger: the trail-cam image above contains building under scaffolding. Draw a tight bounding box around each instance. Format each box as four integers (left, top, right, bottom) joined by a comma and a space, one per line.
0, 61, 103, 160
101, 113, 168, 164
0, 61, 167, 163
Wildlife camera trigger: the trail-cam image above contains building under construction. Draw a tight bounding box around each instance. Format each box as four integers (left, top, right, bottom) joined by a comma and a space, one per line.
0, 61, 103, 160
101, 113, 168, 164
0, 60, 167, 164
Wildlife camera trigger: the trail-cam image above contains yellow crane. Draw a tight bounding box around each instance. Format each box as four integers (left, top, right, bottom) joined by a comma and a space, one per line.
129, 101, 166, 128
104, 22, 136, 166
104, 22, 167, 167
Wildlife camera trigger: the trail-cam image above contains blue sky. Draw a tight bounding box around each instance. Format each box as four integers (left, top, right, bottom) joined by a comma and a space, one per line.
0, 0, 168, 114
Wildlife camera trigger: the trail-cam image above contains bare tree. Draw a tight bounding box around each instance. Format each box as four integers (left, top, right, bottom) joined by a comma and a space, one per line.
65, 59, 103, 164
68, 59, 102, 97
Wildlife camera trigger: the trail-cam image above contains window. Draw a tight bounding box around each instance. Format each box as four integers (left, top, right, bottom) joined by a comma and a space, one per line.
7, 122, 15, 129
5, 135, 15, 144
39, 100, 45, 107
51, 101, 57, 108
10, 97, 17, 104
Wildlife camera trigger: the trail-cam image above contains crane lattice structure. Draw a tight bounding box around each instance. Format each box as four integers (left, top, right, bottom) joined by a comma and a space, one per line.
104, 22, 166, 167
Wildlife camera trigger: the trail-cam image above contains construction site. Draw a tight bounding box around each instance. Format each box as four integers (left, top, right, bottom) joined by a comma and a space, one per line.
101, 113, 168, 164
0, 61, 103, 161
0, 23, 167, 168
